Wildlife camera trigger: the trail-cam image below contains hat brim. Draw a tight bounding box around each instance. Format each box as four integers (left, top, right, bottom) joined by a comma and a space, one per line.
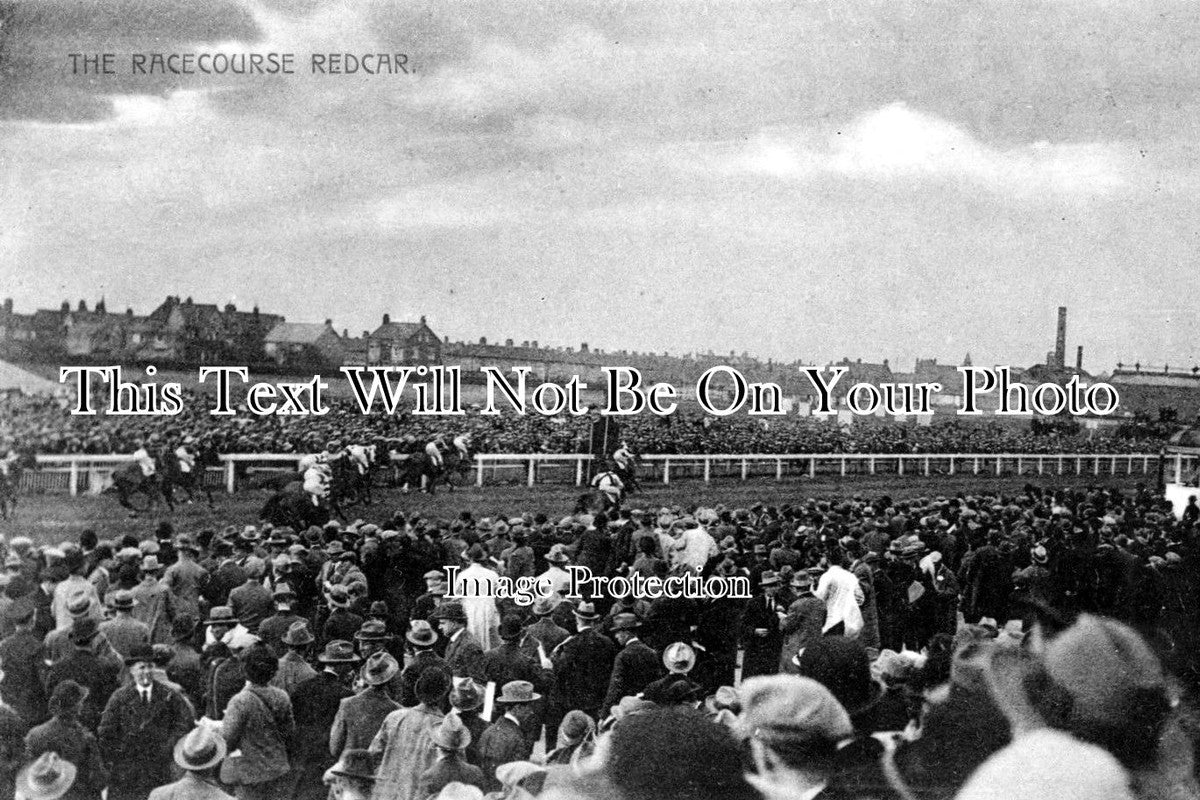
16, 760, 77, 800
363, 663, 400, 686
174, 734, 227, 772
496, 692, 542, 704
282, 634, 315, 647
318, 652, 362, 664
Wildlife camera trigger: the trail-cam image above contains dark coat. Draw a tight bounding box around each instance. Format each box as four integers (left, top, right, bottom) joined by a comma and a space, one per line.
552, 627, 617, 718
293, 671, 351, 799
97, 682, 194, 796
740, 595, 784, 679
45, 647, 120, 731
321, 609, 363, 645
482, 641, 548, 691
399, 650, 448, 707
205, 560, 247, 608
519, 617, 570, 660
228, 581, 274, 633
602, 638, 662, 715
0, 629, 46, 725
0, 704, 26, 800
25, 716, 109, 800
444, 629, 486, 682
416, 753, 487, 798
478, 715, 532, 793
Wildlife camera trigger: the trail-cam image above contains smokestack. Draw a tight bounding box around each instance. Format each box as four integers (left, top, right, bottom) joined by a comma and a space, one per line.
1076, 346, 1083, 372
1055, 306, 1067, 369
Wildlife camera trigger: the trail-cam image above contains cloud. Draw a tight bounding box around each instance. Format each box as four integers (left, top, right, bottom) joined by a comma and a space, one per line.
725, 103, 1128, 197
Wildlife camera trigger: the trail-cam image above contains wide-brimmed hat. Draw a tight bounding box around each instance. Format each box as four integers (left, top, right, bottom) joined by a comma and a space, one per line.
281, 620, 315, 647
355, 620, 389, 642
573, 601, 600, 621
140, 555, 163, 573
663, 641, 696, 673
110, 590, 137, 611
610, 613, 642, 632
361, 652, 399, 686
736, 675, 854, 746
68, 617, 99, 646
327, 586, 351, 608
544, 544, 570, 564
432, 602, 467, 624
64, 590, 91, 619
432, 712, 472, 750
496, 680, 541, 704
759, 571, 781, 587
174, 725, 227, 771
328, 749, 376, 782
317, 640, 361, 663
406, 619, 438, 647
450, 679, 483, 711
203, 606, 235, 627
125, 643, 157, 666
531, 597, 556, 617
16, 752, 76, 800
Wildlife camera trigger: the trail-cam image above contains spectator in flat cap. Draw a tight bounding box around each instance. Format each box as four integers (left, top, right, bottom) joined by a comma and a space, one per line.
161, 539, 209, 623
416, 713, 486, 799
97, 591, 149, 668
227, 561, 272, 635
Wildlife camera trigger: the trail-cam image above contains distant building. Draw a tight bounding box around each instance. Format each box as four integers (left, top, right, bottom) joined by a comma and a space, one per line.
264, 320, 345, 369
368, 314, 441, 366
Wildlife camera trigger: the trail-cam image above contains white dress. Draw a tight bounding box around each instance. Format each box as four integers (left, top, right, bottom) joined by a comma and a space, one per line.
456, 562, 501, 651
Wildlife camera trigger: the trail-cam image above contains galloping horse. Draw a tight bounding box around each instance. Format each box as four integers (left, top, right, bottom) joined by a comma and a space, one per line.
109, 458, 173, 516
160, 443, 221, 506
393, 449, 468, 495
260, 481, 331, 529
0, 448, 37, 520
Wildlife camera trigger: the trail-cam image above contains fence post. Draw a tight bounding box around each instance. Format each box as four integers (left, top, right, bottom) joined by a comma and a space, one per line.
225, 460, 236, 494
704, 458, 711, 484
741, 458, 748, 481
527, 458, 536, 487
477, 458, 484, 488
1143, 456, 1149, 474
68, 460, 79, 497
924, 457, 930, 476
949, 457, 955, 475
1058, 456, 1064, 475
809, 458, 816, 478
1017, 457, 1022, 474
663, 459, 671, 485
776, 458, 782, 481
840, 457, 846, 477
1111, 456, 1117, 475
575, 457, 583, 487
869, 457, 876, 475
1038, 457, 1044, 475
1075, 457, 1081, 475
973, 457, 980, 475
995, 457, 1001, 476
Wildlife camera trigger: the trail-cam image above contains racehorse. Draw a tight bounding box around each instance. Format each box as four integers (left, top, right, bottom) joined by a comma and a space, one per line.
613, 457, 641, 495
160, 443, 221, 506
108, 458, 173, 516
393, 450, 467, 495
0, 449, 37, 520
260, 481, 331, 529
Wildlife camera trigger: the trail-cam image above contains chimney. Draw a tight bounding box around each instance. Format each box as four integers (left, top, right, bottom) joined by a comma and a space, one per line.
1055, 306, 1067, 368
252, 305, 259, 317
362, 330, 369, 339
126, 308, 133, 317
96, 298, 106, 314
78, 299, 87, 312
1076, 346, 1083, 372
61, 301, 70, 313
2, 298, 11, 314
479, 337, 487, 345
581, 342, 589, 353
184, 296, 193, 305
531, 340, 538, 348
505, 338, 514, 347
224, 303, 236, 313
382, 313, 390, 325
521, 341, 529, 348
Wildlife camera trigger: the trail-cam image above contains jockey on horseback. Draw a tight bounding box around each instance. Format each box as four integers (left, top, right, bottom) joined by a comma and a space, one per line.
0, 443, 19, 478
174, 436, 197, 475
302, 459, 331, 507
346, 441, 372, 475
591, 460, 626, 511
425, 434, 447, 469
132, 437, 157, 478
452, 432, 472, 461
612, 440, 635, 471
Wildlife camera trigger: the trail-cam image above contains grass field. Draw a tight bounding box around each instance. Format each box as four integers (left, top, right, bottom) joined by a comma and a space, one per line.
1, 472, 1153, 545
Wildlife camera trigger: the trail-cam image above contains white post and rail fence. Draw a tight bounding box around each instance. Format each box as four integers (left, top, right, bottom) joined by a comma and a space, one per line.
17, 451, 1194, 496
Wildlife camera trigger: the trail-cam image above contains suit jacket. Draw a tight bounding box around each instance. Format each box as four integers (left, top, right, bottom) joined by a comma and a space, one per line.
329, 685, 398, 757
98, 615, 150, 662
444, 629, 485, 682
740, 595, 785, 679
0, 629, 46, 725
131, 579, 176, 644
780, 596, 826, 672
271, 649, 318, 696
220, 684, 294, 786
399, 651, 448, 707
228, 581, 273, 633
552, 628, 617, 717
97, 682, 194, 793
602, 638, 662, 715
519, 618, 570, 661
25, 716, 109, 800
292, 670, 351, 763
205, 560, 247, 608
477, 716, 532, 793
416, 753, 486, 798
0, 704, 26, 800
45, 647, 120, 731
482, 642, 549, 690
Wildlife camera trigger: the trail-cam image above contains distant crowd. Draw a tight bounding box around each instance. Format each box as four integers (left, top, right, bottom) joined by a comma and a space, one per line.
0, 481, 1198, 799
0, 392, 1170, 459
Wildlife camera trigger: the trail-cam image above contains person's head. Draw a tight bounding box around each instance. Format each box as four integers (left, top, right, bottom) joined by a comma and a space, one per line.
173, 725, 227, 780
127, 645, 156, 688
434, 603, 466, 637
48, 679, 87, 720
243, 648, 279, 686
497, 680, 541, 722
415, 668, 450, 707
325, 750, 375, 800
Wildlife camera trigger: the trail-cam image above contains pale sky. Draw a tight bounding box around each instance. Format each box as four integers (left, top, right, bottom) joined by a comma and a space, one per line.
2, 0, 1199, 372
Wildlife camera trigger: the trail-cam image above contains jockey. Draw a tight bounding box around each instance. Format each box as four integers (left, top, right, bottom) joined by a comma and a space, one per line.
425, 435, 445, 468
346, 442, 371, 475
297, 451, 325, 473
303, 462, 331, 506
175, 436, 197, 474
612, 440, 636, 471
452, 432, 472, 460
132, 439, 156, 478
0, 445, 18, 478
591, 462, 625, 507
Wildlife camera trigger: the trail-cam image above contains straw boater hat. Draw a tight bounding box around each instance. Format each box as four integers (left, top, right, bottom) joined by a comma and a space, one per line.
110, 590, 137, 611
496, 680, 541, 704
16, 752, 76, 800
663, 642, 697, 674
174, 725, 228, 772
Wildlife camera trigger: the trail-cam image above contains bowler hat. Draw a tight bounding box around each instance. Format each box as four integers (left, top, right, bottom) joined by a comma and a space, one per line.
125, 642, 157, 666
450, 679, 483, 711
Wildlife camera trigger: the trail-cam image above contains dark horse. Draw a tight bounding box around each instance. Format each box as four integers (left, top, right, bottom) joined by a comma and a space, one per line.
160, 444, 221, 506
108, 459, 173, 517
0, 449, 37, 520
393, 450, 469, 495
260, 482, 331, 529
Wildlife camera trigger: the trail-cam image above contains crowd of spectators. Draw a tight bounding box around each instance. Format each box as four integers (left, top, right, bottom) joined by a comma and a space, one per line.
0, 481, 1197, 799
0, 392, 1171, 458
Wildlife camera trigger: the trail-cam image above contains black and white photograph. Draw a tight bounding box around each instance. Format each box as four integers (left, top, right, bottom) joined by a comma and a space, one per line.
2, 0, 1200, 798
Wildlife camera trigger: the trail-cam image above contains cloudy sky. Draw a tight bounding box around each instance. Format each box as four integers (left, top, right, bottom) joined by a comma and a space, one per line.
2, 0, 1199, 373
